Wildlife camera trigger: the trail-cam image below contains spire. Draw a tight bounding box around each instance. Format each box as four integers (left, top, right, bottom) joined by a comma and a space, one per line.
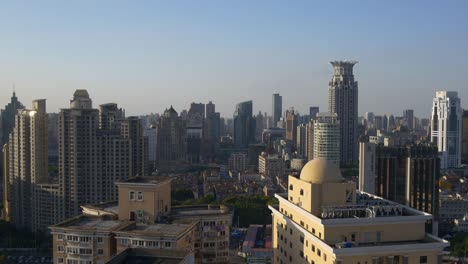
12, 84, 16, 97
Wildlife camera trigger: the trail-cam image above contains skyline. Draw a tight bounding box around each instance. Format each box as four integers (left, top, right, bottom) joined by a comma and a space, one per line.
1, 1, 468, 117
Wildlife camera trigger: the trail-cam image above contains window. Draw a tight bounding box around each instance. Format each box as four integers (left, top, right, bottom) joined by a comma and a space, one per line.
137, 191, 143, 201
58, 258, 64, 264
97, 237, 103, 243
300, 189, 304, 195
317, 249, 321, 256
300, 236, 304, 244
57, 246, 64, 252
57, 234, 64, 240
420, 256, 428, 263
289, 184, 293, 190
165, 242, 171, 248
98, 249, 104, 255
129, 191, 135, 200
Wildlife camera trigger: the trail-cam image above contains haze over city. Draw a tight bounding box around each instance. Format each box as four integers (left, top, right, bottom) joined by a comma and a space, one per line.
1, 0, 468, 117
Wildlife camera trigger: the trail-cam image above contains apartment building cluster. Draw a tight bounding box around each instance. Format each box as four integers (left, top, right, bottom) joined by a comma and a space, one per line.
50, 176, 232, 264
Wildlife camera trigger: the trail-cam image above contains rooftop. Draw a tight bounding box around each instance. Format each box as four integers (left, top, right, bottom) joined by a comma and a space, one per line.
116, 222, 195, 237
107, 248, 190, 264
51, 215, 131, 232
116, 176, 173, 185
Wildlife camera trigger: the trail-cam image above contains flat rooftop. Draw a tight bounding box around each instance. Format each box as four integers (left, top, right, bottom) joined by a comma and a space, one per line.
276, 191, 429, 220
51, 215, 131, 232
171, 205, 231, 217
116, 176, 173, 184
116, 222, 195, 237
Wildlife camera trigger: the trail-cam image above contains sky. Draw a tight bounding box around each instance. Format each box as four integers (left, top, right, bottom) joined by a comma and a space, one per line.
1, 0, 467, 118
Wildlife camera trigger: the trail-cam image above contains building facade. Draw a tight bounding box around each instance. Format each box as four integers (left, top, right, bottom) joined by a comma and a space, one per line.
59, 90, 132, 220
313, 113, 340, 166
270, 159, 448, 264
431, 91, 462, 169
7, 99, 49, 231
272, 94, 282, 128
234, 100, 256, 148
328, 61, 358, 166
156, 106, 188, 172
462, 110, 468, 163
259, 153, 285, 178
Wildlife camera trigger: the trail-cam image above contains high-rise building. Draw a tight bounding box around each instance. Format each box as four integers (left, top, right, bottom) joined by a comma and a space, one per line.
328, 61, 359, 166
233, 100, 256, 148
272, 94, 282, 128
285, 110, 298, 147
388, 114, 396, 132
430, 91, 462, 169
144, 125, 157, 172
382, 114, 388, 132
204, 107, 221, 162
7, 99, 50, 231
189, 102, 205, 120
359, 138, 440, 234
228, 152, 248, 172
0, 91, 24, 187
121, 116, 149, 176
206, 101, 215, 117
306, 120, 314, 161
255, 111, 265, 141
270, 159, 448, 264
309, 106, 319, 120
156, 106, 188, 172
403, 109, 414, 131
99, 103, 124, 130
59, 90, 132, 219
313, 113, 340, 166
365, 112, 374, 125
296, 123, 308, 158
463, 110, 468, 163
374, 115, 383, 130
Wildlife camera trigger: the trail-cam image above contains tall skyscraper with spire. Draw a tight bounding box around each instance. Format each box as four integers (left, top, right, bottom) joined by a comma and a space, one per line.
1, 91, 24, 183
328, 61, 358, 166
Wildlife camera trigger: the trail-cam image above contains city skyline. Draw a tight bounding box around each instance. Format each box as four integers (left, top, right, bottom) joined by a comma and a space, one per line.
1, 1, 468, 117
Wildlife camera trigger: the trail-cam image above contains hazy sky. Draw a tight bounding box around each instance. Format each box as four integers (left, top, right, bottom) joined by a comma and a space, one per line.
1, 1, 467, 118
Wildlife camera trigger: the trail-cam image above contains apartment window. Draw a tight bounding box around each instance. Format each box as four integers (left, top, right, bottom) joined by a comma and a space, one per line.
57, 234, 64, 240
137, 191, 143, 201
98, 249, 104, 255
129, 191, 135, 200
58, 258, 64, 264
317, 249, 321, 257
97, 237, 103, 243
57, 246, 64, 253
312, 245, 315, 252
420, 256, 428, 263
289, 184, 293, 190
300, 189, 304, 195
299, 250, 304, 258
165, 242, 171, 248
324, 254, 327, 261
300, 236, 304, 244
312, 228, 315, 234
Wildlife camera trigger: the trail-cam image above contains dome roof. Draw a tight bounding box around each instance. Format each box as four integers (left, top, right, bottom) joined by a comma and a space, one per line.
299, 159, 343, 184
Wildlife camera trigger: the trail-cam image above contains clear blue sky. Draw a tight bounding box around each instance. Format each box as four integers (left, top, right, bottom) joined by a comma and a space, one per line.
1, 0, 467, 118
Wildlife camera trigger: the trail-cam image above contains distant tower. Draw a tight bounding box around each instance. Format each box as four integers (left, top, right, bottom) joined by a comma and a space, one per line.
157, 106, 188, 171
309, 106, 319, 120
272, 94, 282, 128
328, 61, 358, 166
403, 109, 414, 131
431, 91, 462, 169
233, 101, 255, 148
313, 113, 340, 166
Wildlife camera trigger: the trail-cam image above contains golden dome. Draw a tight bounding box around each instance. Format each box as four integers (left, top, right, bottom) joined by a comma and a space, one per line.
299, 159, 343, 184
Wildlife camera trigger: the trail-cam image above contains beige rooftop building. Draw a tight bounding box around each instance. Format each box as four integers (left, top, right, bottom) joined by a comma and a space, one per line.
50, 176, 231, 264
269, 159, 449, 264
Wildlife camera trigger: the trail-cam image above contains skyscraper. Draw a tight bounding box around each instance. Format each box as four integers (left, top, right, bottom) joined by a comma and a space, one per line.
296, 123, 308, 158
328, 61, 358, 166
431, 91, 462, 169
59, 90, 132, 219
8, 99, 48, 230
313, 113, 340, 166
309, 106, 319, 120
156, 106, 188, 172
121, 116, 149, 176
403, 109, 414, 131
233, 100, 255, 148
0, 91, 24, 185
272, 93, 282, 128
463, 110, 468, 163
285, 109, 298, 146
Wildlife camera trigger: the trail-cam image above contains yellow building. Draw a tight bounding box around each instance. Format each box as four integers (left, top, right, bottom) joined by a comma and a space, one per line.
269, 159, 449, 264
50, 176, 231, 264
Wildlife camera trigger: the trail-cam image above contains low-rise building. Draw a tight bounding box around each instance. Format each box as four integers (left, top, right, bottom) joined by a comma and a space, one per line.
270, 159, 449, 264
50, 176, 232, 264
